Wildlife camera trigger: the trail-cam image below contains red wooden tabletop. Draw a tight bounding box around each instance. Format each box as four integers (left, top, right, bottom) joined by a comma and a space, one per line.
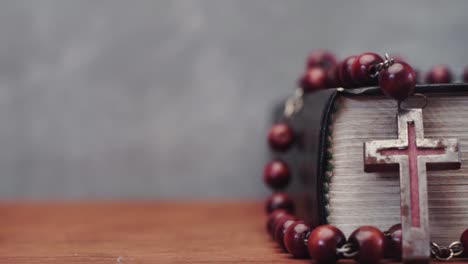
0, 201, 464, 263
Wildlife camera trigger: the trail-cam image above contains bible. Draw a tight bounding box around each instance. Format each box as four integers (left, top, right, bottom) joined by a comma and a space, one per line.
281, 84, 468, 246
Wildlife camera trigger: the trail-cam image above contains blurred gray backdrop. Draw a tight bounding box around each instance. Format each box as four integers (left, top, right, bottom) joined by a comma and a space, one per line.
1, 0, 468, 199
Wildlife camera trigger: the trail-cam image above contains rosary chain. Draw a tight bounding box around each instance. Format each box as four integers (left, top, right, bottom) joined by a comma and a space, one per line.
331, 239, 465, 261
303, 235, 465, 261
431, 241, 464, 261
284, 88, 304, 119
336, 243, 358, 258
369, 53, 394, 78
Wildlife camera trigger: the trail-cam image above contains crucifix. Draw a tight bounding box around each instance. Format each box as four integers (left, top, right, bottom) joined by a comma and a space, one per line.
364, 108, 461, 264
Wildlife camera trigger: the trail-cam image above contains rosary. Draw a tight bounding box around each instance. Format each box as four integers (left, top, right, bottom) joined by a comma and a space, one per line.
264, 51, 468, 264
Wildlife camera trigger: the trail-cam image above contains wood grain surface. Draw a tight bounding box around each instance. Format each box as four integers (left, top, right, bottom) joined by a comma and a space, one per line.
0, 201, 464, 263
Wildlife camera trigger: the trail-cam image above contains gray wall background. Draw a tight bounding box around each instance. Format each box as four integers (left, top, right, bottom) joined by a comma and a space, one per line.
1, 0, 468, 199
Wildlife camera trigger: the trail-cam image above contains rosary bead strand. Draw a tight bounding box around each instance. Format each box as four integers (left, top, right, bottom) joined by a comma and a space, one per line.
351, 52, 384, 86
263, 160, 291, 190
326, 64, 341, 88
267, 123, 294, 152
306, 50, 337, 70
348, 226, 385, 264
378, 61, 417, 101
266, 209, 289, 234
263, 50, 468, 263
299, 67, 328, 93
461, 229, 468, 257
338, 55, 358, 88
274, 216, 296, 251
384, 223, 402, 260
265, 192, 295, 214
283, 220, 311, 258
425, 64, 453, 84
307, 225, 346, 263
270, 213, 295, 239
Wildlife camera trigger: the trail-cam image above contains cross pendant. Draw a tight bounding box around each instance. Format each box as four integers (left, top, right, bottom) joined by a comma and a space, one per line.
364, 108, 461, 264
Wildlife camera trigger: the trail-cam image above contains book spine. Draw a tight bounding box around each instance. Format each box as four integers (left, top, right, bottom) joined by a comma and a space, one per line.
323, 97, 340, 223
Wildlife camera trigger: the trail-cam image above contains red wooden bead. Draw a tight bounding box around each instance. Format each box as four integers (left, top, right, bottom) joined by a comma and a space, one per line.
284, 220, 310, 258
265, 192, 295, 214
308, 225, 346, 264
326, 64, 341, 88
333, 63, 343, 88
351, 52, 383, 86
387, 223, 401, 234
271, 214, 295, 239
348, 226, 385, 264
299, 67, 327, 93
384, 224, 402, 260
463, 67, 468, 83
389, 55, 420, 83
274, 215, 296, 251
267, 123, 294, 152
306, 50, 337, 70
391, 54, 407, 63
379, 61, 416, 101
266, 209, 289, 235
263, 160, 291, 190
425, 65, 453, 84
338, 56, 358, 88
461, 228, 468, 257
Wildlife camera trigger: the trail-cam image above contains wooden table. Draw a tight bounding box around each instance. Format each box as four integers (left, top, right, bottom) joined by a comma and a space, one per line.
0, 201, 464, 263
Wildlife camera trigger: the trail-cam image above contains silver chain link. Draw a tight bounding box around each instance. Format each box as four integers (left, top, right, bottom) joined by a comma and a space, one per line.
324, 240, 466, 261
369, 53, 395, 78
431, 241, 464, 261
284, 88, 304, 119
336, 243, 358, 258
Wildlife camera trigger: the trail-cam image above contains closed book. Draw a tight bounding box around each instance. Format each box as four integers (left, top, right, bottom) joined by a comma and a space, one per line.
280, 84, 468, 245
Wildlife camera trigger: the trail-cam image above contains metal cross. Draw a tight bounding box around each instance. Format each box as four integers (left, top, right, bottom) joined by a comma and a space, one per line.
364, 108, 461, 264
